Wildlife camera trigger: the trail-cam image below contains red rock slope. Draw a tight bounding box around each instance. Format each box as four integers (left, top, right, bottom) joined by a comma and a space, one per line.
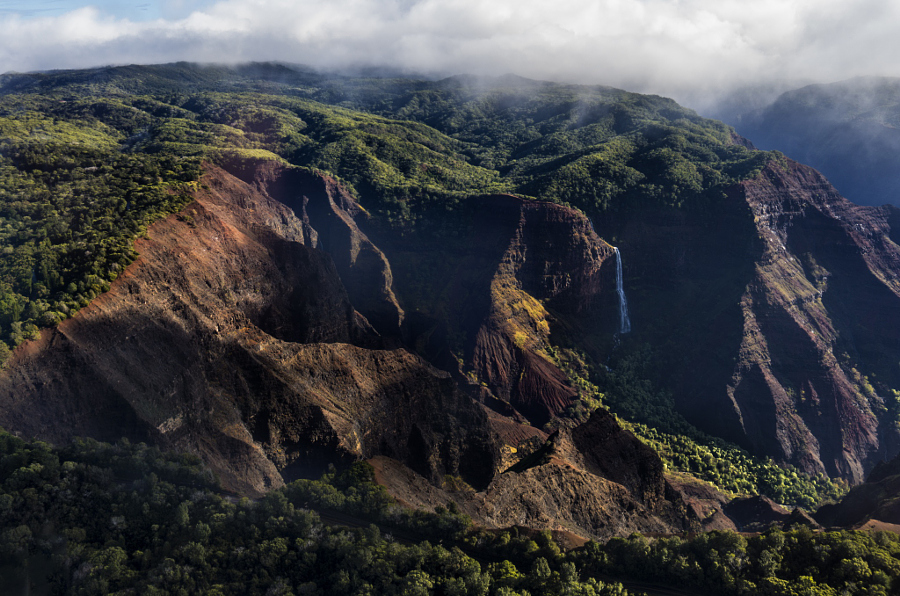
0, 164, 498, 496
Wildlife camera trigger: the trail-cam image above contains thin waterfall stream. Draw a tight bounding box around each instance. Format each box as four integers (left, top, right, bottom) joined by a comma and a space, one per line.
614, 247, 631, 334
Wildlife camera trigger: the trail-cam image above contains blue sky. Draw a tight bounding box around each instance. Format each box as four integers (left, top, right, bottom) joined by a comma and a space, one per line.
0, 0, 213, 20
0, 0, 897, 107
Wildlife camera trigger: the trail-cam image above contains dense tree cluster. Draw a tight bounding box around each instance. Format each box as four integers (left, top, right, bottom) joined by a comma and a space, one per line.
307, 75, 773, 215
0, 429, 895, 596
576, 528, 900, 596
0, 429, 632, 595
556, 347, 847, 509
636, 425, 847, 510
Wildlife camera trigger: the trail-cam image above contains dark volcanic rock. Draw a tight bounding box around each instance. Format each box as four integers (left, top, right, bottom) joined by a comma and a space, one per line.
723, 494, 821, 532
484, 408, 697, 538
723, 496, 791, 532
816, 451, 900, 528
382, 193, 614, 428
568, 408, 669, 505
667, 475, 737, 531
721, 160, 900, 481
224, 160, 405, 338
468, 194, 613, 427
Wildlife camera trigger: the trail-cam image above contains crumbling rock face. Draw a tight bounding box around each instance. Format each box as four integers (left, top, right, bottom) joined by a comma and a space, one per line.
723, 496, 792, 532
0, 164, 497, 496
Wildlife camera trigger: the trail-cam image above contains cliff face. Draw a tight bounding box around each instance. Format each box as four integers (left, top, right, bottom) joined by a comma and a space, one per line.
725, 160, 900, 481
368, 194, 615, 429
0, 164, 497, 496
225, 161, 405, 338
622, 158, 900, 483
469, 196, 612, 426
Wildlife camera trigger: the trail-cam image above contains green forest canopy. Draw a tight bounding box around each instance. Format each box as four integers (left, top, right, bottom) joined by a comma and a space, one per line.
0, 428, 894, 596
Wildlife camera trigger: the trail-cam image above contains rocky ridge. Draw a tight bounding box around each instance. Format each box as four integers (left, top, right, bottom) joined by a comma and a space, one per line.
372, 408, 698, 541
0, 164, 497, 496
722, 159, 900, 482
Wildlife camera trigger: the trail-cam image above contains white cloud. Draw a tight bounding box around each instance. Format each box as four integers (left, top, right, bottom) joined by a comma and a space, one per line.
0, 0, 896, 104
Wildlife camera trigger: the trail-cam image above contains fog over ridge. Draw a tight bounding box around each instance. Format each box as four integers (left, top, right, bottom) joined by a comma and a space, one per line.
0, 0, 898, 108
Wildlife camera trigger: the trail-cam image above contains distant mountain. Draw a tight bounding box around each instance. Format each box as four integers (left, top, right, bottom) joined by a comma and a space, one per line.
733, 76, 900, 207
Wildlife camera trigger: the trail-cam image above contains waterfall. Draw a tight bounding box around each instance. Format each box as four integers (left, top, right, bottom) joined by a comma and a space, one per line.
614, 247, 631, 334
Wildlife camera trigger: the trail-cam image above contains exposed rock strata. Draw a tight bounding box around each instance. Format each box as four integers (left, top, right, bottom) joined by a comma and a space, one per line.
370, 194, 615, 429
225, 160, 404, 337
0, 165, 496, 496
723, 160, 900, 481
609, 156, 900, 483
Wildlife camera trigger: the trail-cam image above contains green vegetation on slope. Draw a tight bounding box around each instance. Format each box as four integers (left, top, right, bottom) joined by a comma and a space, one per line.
636, 425, 847, 510
0, 95, 201, 361
313, 74, 773, 215
0, 87, 507, 363
556, 347, 848, 509
578, 527, 900, 596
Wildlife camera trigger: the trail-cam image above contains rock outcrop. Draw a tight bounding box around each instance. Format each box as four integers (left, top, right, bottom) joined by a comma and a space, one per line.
816, 451, 900, 528
372, 408, 698, 540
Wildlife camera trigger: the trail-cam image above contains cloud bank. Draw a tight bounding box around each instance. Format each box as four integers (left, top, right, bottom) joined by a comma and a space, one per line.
1, 0, 897, 104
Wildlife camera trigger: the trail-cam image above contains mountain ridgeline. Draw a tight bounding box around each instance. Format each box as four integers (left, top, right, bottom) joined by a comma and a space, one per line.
1, 63, 900, 539
732, 76, 900, 207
